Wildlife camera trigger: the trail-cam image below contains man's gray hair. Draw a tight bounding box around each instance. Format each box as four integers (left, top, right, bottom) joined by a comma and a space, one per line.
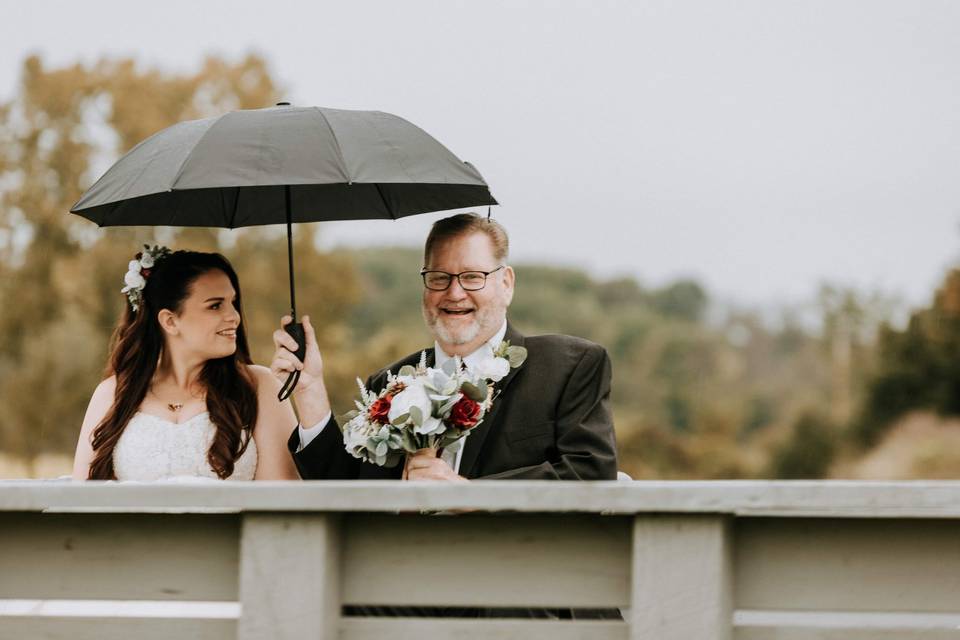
423, 213, 509, 266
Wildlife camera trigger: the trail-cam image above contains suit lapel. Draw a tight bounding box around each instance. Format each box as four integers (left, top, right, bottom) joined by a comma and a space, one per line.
459, 324, 526, 478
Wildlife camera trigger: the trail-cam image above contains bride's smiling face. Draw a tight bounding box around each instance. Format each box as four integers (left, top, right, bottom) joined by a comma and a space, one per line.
159, 269, 240, 360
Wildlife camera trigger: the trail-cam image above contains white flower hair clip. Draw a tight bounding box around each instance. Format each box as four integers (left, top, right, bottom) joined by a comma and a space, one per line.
122, 244, 172, 311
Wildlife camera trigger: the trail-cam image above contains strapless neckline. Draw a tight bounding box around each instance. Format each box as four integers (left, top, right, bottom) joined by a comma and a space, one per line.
133, 410, 211, 426
114, 411, 257, 481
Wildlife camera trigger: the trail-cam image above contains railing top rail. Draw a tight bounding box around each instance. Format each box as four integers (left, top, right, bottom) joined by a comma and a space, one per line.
1, 480, 959, 517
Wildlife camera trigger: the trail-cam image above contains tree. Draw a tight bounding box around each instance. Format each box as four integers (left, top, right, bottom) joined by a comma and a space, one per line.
853, 269, 960, 446
768, 411, 836, 479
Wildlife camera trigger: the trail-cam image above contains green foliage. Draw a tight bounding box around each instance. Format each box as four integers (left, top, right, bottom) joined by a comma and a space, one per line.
854, 270, 960, 446
650, 280, 707, 322
768, 412, 837, 479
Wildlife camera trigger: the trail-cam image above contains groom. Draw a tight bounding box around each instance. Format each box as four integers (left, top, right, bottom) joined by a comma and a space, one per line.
272, 213, 617, 481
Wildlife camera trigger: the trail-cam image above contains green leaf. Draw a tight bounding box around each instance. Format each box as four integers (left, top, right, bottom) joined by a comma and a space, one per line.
438, 396, 460, 416
441, 358, 459, 376
383, 451, 403, 468
398, 365, 417, 377
409, 405, 424, 427
507, 346, 528, 368
461, 381, 487, 402
400, 429, 418, 452
391, 413, 409, 426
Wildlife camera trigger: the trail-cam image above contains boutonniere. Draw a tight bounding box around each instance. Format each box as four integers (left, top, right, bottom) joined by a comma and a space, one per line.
493, 340, 527, 370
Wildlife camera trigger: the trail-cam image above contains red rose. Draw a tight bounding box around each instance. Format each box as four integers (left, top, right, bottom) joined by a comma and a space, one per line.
449, 396, 482, 430
368, 396, 392, 425
141, 268, 152, 278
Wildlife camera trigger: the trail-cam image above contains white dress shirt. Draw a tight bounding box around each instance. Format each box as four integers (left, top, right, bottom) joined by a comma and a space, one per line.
298, 320, 509, 475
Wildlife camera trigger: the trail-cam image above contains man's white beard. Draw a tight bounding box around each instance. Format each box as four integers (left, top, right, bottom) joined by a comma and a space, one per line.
432, 319, 480, 346
423, 304, 502, 348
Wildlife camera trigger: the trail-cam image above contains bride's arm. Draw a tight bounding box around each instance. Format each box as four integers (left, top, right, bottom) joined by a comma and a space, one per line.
72, 377, 116, 480
249, 365, 302, 480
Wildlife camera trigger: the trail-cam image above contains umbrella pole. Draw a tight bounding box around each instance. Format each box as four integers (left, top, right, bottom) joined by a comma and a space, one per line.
286, 184, 297, 319
279, 184, 305, 401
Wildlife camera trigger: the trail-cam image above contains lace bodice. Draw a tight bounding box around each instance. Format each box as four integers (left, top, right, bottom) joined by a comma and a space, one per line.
113, 412, 257, 481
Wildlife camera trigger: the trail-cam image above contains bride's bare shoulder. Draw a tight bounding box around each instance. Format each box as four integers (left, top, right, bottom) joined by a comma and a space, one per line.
79, 375, 118, 436
93, 375, 118, 397
86, 375, 117, 412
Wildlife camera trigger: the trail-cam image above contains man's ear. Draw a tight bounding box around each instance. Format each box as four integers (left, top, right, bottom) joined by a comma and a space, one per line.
502, 266, 515, 306
157, 309, 179, 337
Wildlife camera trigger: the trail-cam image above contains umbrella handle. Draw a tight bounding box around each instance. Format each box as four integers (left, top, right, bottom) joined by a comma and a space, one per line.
278, 322, 307, 401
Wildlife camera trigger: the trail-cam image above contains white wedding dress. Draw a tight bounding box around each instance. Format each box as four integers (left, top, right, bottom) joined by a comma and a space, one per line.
113, 412, 257, 481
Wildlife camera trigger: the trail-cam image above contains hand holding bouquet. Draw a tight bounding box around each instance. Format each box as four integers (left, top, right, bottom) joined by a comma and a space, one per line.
338, 342, 527, 468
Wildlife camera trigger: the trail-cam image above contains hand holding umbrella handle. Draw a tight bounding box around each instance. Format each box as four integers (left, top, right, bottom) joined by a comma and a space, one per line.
277, 321, 307, 401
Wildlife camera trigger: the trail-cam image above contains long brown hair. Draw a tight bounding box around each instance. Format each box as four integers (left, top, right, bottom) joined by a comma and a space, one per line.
88, 251, 258, 479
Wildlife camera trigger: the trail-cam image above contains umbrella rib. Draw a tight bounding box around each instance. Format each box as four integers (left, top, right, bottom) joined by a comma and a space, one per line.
228, 188, 240, 229
311, 107, 353, 184
375, 184, 397, 219
168, 116, 223, 190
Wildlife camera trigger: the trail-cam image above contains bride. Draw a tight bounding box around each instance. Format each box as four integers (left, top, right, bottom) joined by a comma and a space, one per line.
72, 247, 300, 481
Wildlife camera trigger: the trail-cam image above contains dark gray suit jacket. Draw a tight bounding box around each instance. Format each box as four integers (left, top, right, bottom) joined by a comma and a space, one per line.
289, 323, 617, 481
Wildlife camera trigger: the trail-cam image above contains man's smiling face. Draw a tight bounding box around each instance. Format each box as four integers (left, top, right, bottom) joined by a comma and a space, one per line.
421, 231, 515, 356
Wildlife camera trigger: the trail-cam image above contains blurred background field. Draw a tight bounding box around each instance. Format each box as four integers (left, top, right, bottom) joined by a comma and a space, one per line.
1, 54, 958, 480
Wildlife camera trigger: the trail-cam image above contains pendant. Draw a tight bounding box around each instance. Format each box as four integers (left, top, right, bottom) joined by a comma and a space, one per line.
167, 403, 184, 412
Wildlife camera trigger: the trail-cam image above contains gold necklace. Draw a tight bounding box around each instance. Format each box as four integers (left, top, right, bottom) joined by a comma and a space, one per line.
149, 388, 197, 414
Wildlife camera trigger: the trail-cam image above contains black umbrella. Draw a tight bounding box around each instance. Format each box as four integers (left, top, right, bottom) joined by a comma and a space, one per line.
71, 103, 497, 398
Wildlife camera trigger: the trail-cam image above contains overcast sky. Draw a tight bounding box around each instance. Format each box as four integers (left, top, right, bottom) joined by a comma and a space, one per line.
3, 0, 959, 309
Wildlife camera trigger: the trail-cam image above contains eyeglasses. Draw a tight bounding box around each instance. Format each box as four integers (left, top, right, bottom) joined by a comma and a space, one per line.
420, 266, 505, 291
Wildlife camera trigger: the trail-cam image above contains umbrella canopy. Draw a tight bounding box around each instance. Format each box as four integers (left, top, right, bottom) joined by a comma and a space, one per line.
71, 104, 496, 226
70, 103, 497, 398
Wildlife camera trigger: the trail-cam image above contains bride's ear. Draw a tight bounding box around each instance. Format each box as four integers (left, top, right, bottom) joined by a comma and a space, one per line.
157, 309, 180, 336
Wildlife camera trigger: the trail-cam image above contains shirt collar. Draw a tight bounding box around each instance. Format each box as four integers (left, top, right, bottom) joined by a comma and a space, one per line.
434, 320, 508, 372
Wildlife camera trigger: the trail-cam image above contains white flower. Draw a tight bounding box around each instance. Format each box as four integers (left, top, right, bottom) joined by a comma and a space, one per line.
139, 253, 155, 269
124, 270, 146, 290
128, 260, 141, 273
388, 382, 432, 424
343, 428, 367, 459
473, 355, 511, 382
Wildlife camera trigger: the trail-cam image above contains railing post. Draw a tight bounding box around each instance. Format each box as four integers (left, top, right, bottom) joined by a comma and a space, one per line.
630, 515, 732, 640
238, 513, 341, 640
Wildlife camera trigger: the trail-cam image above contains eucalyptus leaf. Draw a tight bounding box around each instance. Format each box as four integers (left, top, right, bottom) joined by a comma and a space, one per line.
441, 357, 459, 376
409, 405, 424, 427
398, 364, 417, 377
400, 429, 418, 452
383, 452, 403, 468
461, 381, 487, 402
391, 413, 410, 426
439, 392, 463, 414
507, 346, 528, 368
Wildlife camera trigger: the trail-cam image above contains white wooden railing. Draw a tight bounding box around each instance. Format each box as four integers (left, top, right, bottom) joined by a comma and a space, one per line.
1, 481, 960, 639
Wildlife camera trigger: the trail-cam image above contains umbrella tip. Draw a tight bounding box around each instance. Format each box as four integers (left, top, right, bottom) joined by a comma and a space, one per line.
275, 101, 291, 107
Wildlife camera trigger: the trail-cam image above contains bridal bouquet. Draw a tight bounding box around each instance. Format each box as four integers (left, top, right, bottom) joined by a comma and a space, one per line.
338, 342, 527, 467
